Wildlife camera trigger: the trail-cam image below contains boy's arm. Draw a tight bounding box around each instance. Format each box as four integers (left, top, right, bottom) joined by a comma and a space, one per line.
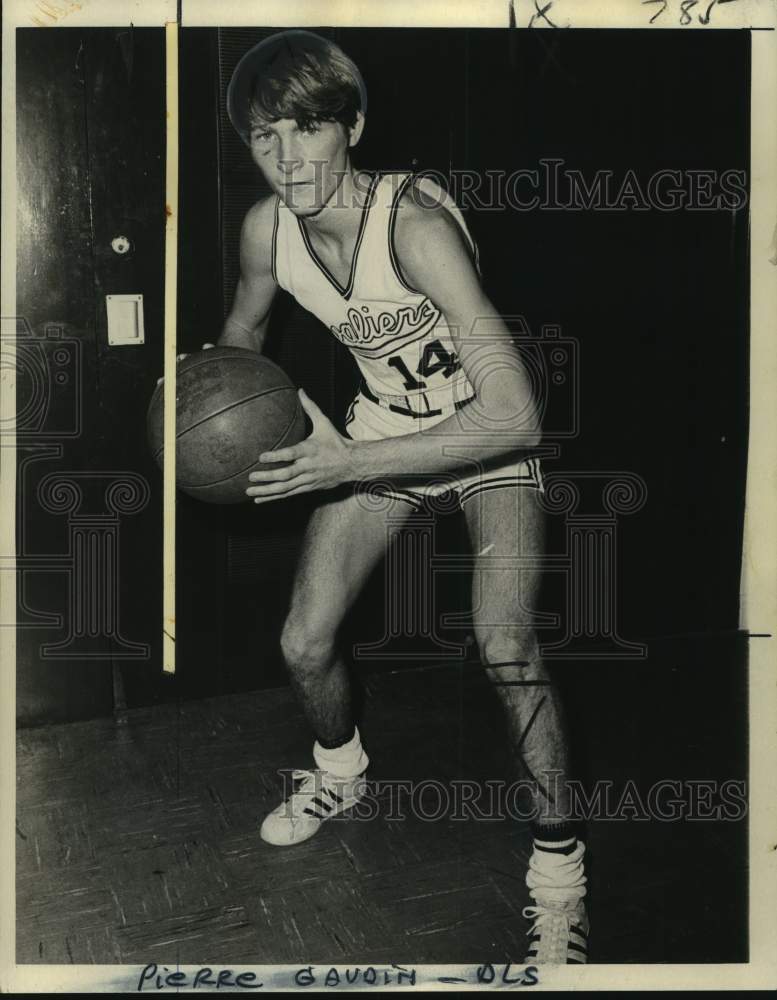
218, 196, 279, 354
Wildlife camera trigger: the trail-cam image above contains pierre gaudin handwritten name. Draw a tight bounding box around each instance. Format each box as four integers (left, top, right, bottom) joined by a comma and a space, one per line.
137, 966, 262, 990
136, 962, 539, 990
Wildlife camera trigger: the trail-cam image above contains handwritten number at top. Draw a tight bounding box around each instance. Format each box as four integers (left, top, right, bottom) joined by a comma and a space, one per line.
641, 0, 739, 26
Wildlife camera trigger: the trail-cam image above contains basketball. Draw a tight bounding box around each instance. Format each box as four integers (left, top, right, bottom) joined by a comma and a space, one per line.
147, 347, 306, 504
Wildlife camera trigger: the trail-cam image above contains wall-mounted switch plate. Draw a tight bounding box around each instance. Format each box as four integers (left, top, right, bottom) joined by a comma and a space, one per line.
106, 294, 145, 346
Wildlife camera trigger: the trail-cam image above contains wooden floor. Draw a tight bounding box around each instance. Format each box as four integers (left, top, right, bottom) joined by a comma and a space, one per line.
16, 635, 747, 966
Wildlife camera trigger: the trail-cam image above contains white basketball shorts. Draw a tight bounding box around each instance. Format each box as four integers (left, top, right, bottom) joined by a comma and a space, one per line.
342, 383, 544, 510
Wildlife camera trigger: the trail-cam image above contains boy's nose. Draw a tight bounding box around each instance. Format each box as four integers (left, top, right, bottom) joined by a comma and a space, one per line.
277, 156, 303, 177
277, 133, 304, 174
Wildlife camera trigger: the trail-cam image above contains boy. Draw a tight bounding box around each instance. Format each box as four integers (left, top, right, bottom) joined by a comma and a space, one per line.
214, 30, 588, 964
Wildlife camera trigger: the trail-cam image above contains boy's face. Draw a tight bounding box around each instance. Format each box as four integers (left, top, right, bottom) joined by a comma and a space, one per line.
248, 115, 362, 216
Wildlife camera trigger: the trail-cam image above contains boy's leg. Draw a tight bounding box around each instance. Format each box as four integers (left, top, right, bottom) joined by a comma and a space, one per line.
280, 489, 414, 746
462, 484, 589, 964
260, 488, 415, 846
462, 484, 571, 820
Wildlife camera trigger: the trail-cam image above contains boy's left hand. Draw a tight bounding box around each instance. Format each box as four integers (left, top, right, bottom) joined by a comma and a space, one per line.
245, 388, 355, 503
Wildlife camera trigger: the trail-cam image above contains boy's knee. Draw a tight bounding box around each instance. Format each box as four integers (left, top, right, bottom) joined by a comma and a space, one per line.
280, 615, 336, 673
476, 629, 539, 671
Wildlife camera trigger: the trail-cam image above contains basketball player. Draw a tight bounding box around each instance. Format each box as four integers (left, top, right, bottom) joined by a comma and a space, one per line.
208, 31, 588, 964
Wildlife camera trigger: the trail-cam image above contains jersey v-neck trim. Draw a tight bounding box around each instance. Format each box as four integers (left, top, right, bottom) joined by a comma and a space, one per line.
296, 171, 381, 300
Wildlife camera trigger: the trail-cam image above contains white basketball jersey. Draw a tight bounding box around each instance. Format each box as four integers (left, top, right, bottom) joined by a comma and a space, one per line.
272, 172, 479, 410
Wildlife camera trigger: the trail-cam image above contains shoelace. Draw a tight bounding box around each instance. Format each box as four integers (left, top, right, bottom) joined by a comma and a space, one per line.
522, 904, 581, 964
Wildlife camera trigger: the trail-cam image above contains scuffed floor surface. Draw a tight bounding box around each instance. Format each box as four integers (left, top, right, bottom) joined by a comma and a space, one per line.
17, 638, 747, 965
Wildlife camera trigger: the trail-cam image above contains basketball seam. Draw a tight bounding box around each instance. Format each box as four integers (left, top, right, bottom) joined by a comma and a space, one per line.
271, 400, 304, 451
149, 354, 287, 417
149, 353, 288, 429
177, 399, 304, 490
174, 353, 286, 377
177, 385, 296, 439
152, 385, 296, 462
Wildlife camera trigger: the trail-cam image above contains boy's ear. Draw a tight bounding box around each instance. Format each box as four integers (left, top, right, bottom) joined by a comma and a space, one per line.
348, 111, 365, 148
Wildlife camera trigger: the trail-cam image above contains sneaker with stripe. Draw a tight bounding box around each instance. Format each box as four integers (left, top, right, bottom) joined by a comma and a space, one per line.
523, 836, 589, 964
523, 898, 589, 964
260, 768, 367, 846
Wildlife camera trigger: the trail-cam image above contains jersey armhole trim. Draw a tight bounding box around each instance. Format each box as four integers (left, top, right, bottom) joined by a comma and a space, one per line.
388, 173, 424, 295
389, 173, 483, 290
270, 196, 280, 285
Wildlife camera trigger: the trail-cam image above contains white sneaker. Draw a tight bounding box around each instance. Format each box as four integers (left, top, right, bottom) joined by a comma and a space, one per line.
260, 768, 368, 846
523, 897, 589, 964
523, 839, 589, 964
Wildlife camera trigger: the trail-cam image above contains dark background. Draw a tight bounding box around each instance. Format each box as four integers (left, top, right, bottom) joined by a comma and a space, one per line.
16, 26, 748, 727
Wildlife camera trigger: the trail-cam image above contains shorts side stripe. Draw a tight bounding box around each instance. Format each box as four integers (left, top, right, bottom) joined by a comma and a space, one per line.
458, 470, 544, 507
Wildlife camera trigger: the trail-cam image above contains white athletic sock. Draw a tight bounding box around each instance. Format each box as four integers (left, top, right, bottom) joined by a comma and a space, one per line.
313, 726, 369, 778
526, 839, 587, 903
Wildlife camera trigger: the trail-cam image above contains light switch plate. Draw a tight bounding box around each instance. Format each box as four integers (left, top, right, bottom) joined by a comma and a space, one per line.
106, 294, 145, 346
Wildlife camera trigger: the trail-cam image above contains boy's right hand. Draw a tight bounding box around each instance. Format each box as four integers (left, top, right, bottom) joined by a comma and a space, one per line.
156, 343, 216, 386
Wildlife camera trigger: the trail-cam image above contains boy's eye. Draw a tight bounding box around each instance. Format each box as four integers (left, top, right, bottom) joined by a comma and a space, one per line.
250, 130, 273, 144
299, 122, 320, 136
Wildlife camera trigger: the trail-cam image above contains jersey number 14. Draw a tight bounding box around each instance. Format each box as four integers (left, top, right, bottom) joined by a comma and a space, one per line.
387, 339, 461, 391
